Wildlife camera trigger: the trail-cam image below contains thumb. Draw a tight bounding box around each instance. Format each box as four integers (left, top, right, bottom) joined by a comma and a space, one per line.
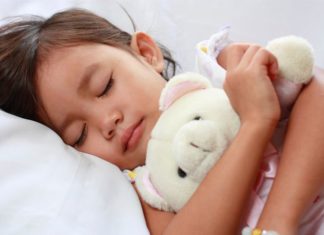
269, 58, 279, 80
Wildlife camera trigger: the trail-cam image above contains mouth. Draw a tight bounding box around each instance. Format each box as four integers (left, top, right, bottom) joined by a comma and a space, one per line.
121, 118, 144, 152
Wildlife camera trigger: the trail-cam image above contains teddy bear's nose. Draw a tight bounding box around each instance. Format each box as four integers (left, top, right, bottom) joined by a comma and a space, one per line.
177, 167, 187, 178
193, 115, 202, 121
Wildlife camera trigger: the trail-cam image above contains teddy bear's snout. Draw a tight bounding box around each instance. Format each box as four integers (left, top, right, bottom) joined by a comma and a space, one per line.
173, 120, 225, 181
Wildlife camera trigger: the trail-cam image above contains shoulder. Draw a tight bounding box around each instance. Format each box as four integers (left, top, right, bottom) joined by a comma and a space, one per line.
297, 66, 324, 107
306, 66, 324, 92
285, 66, 324, 145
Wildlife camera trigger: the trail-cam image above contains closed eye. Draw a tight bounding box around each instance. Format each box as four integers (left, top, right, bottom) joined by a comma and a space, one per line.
98, 76, 114, 97
73, 123, 88, 147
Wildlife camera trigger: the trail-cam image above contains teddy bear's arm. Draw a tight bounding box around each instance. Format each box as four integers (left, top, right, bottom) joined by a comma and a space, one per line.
134, 166, 174, 212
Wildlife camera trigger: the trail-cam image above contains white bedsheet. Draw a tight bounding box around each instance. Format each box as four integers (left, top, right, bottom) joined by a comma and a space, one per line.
0, 111, 149, 235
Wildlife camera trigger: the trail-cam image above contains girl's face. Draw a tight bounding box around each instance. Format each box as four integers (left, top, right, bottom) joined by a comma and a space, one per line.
36, 33, 166, 169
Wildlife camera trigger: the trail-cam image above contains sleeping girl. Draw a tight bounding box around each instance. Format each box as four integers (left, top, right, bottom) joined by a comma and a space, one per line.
0, 8, 323, 235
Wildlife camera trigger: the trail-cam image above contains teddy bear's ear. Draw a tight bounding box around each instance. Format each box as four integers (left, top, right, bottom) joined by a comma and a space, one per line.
159, 73, 212, 111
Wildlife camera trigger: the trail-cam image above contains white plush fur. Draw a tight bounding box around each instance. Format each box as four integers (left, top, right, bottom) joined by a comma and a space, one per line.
137, 74, 240, 212
135, 36, 314, 212
266, 36, 314, 84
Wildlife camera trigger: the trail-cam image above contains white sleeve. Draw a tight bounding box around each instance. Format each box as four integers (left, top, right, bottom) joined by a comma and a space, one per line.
195, 26, 232, 88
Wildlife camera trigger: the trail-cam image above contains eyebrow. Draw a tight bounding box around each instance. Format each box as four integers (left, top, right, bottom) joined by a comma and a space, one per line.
77, 62, 100, 92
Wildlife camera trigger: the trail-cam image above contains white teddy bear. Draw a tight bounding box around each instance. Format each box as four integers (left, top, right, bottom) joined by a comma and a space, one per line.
133, 36, 314, 224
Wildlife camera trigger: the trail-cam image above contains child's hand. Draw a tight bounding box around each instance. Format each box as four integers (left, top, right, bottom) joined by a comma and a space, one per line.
217, 43, 249, 70
222, 44, 281, 126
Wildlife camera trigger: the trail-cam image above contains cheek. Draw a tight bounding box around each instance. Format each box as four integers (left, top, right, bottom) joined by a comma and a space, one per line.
119, 84, 158, 111
137, 81, 163, 107
78, 128, 113, 159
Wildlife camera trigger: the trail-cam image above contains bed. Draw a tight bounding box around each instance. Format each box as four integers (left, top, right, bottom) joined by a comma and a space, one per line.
0, 0, 323, 234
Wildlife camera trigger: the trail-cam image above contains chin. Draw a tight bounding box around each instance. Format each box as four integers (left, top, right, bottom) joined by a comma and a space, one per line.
134, 116, 156, 167
137, 141, 148, 166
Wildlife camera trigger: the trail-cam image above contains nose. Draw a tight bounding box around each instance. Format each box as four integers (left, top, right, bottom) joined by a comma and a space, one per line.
100, 110, 123, 140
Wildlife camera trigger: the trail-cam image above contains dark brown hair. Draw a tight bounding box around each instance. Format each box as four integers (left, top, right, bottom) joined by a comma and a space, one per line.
0, 8, 177, 121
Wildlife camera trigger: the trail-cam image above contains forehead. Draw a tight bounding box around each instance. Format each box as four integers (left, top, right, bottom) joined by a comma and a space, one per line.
37, 45, 98, 98
36, 43, 126, 90
39, 43, 116, 73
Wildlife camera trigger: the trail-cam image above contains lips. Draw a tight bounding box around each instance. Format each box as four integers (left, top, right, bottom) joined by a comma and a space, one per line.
121, 119, 144, 152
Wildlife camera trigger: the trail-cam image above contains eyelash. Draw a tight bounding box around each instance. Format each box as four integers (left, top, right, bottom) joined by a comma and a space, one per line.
74, 123, 88, 147
74, 76, 113, 147
98, 76, 114, 97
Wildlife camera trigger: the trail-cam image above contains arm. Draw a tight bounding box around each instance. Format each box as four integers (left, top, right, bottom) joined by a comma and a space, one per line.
141, 45, 280, 235
256, 67, 324, 235
219, 44, 324, 234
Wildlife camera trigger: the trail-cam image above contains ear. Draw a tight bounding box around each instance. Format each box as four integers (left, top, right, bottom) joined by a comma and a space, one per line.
131, 32, 164, 73
159, 73, 212, 111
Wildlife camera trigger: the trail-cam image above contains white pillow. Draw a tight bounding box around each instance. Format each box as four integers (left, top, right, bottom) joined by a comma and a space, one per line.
0, 110, 149, 235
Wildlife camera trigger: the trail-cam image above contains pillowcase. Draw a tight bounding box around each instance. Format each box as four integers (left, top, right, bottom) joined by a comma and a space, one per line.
0, 110, 149, 235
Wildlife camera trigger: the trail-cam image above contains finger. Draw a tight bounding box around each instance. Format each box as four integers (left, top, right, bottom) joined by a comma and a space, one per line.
268, 60, 279, 80
252, 49, 279, 80
269, 54, 279, 80
226, 43, 250, 70
238, 44, 262, 68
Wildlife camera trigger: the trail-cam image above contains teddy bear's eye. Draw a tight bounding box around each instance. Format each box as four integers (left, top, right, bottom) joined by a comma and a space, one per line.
193, 115, 202, 121
177, 167, 187, 178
